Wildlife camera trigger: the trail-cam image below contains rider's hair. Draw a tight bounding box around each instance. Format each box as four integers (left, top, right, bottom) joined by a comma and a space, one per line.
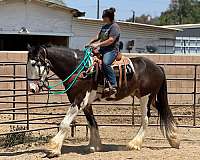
102, 7, 116, 22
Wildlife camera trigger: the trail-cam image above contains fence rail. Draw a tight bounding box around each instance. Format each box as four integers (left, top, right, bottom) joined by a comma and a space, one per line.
0, 62, 200, 137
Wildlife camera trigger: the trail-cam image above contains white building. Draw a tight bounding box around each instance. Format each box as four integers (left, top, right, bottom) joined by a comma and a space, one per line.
163, 24, 200, 54
71, 17, 180, 53
0, 0, 179, 54
0, 0, 83, 50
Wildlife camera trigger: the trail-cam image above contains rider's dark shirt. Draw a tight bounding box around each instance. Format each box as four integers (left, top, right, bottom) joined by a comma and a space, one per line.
99, 22, 120, 54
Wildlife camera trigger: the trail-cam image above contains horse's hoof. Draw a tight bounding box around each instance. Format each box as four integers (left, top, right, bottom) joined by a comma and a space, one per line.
169, 138, 180, 149
44, 147, 61, 158
127, 140, 142, 151
44, 140, 61, 158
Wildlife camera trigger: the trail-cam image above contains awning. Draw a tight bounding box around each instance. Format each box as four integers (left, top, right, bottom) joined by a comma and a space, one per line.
0, 31, 74, 37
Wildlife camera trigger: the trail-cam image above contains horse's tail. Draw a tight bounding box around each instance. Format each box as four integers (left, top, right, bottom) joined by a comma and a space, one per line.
156, 66, 180, 149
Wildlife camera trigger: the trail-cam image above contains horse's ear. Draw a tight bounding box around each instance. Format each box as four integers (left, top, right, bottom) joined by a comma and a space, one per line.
27, 44, 31, 51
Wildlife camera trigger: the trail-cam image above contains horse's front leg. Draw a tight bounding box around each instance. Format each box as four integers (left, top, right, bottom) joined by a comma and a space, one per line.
83, 104, 102, 152
45, 91, 91, 157
128, 94, 150, 150
45, 103, 79, 157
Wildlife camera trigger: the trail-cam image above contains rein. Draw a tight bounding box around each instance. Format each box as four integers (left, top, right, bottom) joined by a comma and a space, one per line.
47, 47, 93, 94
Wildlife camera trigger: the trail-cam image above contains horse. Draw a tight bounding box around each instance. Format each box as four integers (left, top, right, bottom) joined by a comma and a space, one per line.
27, 45, 180, 157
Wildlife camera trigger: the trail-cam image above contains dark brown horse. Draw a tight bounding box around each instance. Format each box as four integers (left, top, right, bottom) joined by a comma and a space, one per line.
27, 45, 180, 157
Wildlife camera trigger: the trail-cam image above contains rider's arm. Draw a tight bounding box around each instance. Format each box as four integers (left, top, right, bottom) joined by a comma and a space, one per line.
99, 37, 115, 47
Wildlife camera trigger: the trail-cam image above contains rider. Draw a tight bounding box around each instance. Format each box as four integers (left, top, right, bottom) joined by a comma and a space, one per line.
89, 7, 120, 95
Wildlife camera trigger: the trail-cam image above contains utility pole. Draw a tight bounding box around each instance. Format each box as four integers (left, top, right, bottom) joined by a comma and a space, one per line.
131, 10, 135, 23
97, 0, 100, 19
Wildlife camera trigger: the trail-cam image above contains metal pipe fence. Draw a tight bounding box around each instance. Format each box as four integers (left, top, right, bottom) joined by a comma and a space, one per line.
0, 62, 200, 137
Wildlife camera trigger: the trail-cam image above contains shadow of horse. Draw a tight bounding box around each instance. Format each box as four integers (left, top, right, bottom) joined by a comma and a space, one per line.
0, 144, 127, 157
0, 144, 174, 158
0, 148, 45, 157
61, 144, 128, 155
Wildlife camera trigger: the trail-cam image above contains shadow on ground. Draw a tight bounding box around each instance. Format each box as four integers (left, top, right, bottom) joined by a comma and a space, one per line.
61, 144, 128, 155
0, 143, 175, 158
0, 144, 128, 157
0, 148, 44, 157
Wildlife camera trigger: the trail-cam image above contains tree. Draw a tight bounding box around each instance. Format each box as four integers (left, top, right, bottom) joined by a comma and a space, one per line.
126, 0, 200, 25
159, 0, 200, 25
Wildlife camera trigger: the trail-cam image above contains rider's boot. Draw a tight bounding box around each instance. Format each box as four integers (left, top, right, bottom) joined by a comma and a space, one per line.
109, 86, 117, 99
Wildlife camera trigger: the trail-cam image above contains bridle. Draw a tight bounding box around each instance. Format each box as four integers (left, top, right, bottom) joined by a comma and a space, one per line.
29, 46, 51, 90
28, 46, 94, 95
28, 46, 54, 105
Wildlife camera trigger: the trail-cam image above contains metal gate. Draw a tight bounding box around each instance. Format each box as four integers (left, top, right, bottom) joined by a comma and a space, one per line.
0, 62, 200, 137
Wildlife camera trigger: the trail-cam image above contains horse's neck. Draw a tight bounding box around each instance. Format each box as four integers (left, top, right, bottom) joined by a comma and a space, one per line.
47, 47, 82, 81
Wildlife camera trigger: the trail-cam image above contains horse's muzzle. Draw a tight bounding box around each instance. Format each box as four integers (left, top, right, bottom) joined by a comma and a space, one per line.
28, 81, 40, 94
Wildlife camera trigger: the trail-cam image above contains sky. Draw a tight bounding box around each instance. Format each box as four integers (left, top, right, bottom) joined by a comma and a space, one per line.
66, 0, 171, 20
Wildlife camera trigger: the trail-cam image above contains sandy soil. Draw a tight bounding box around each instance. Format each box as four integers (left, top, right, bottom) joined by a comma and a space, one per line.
0, 96, 200, 160
0, 126, 200, 160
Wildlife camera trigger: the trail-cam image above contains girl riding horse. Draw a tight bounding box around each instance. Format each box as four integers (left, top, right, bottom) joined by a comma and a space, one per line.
89, 7, 120, 97
27, 8, 180, 158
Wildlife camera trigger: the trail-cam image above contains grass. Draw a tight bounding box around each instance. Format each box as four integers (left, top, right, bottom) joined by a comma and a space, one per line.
0, 125, 52, 148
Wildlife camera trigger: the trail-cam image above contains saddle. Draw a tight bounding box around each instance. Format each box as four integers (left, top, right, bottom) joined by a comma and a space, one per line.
79, 50, 134, 99
112, 55, 132, 88
92, 52, 134, 93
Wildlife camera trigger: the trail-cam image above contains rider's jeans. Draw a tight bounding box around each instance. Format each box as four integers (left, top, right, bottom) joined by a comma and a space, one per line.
102, 50, 117, 88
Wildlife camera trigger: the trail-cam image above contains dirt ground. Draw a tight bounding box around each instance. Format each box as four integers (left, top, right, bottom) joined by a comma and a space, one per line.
0, 126, 200, 160
0, 96, 200, 160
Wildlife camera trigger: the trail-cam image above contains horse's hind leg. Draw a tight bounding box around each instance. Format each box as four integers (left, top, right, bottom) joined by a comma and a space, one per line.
128, 94, 151, 150
83, 104, 102, 152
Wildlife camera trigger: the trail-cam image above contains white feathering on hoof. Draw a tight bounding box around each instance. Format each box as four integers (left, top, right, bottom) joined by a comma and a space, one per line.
128, 95, 149, 151
128, 138, 143, 151
45, 140, 61, 158
167, 124, 180, 149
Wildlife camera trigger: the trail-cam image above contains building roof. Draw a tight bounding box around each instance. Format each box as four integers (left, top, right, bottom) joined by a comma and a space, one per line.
162, 24, 200, 29
78, 17, 181, 31
43, 0, 65, 6
36, 0, 85, 17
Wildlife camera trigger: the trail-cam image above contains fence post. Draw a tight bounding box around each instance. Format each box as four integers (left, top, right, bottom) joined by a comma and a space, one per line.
132, 96, 135, 126
71, 121, 76, 137
26, 64, 29, 130
86, 126, 89, 140
12, 65, 16, 120
193, 65, 197, 126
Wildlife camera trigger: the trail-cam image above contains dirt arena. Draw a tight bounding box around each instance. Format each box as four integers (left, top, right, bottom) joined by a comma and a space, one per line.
0, 127, 200, 160
0, 97, 200, 160
1, 53, 200, 160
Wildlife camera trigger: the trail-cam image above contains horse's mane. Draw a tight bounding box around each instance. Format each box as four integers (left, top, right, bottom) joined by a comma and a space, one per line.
48, 45, 81, 53
46, 45, 84, 61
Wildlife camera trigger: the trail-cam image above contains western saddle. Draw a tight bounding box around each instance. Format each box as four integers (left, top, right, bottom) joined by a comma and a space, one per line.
92, 49, 132, 89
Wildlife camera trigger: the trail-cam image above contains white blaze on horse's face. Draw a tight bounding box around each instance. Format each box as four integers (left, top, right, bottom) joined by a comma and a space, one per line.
27, 59, 46, 94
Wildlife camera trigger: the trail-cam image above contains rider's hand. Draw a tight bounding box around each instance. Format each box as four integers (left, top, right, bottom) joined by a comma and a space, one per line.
90, 43, 100, 49
85, 43, 91, 48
